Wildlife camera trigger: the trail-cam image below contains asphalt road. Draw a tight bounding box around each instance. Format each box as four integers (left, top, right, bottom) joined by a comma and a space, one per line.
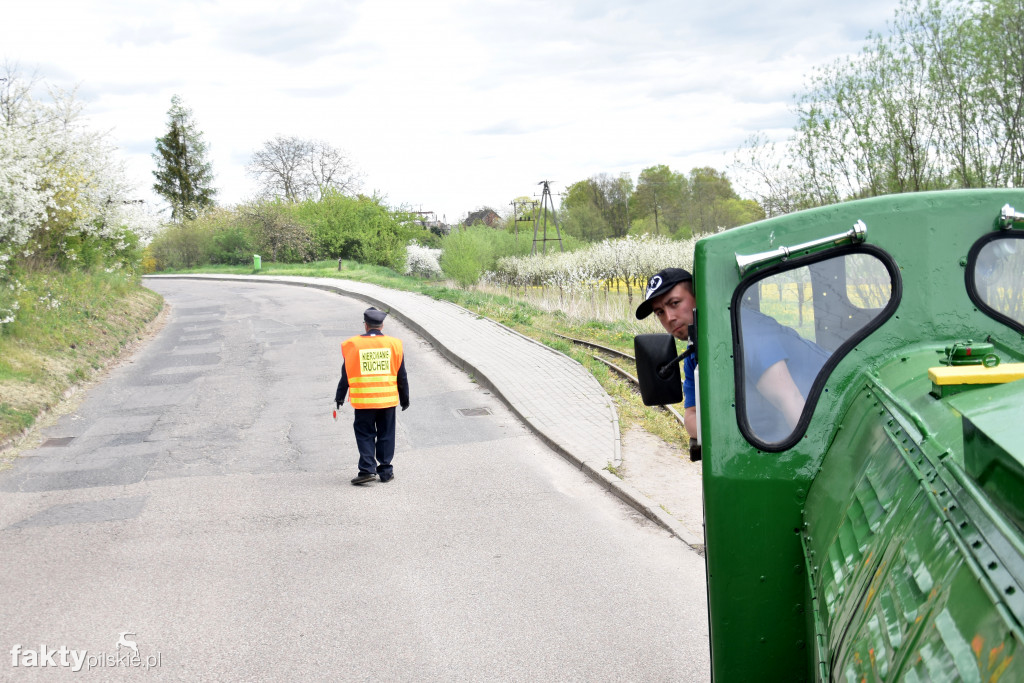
0, 279, 710, 681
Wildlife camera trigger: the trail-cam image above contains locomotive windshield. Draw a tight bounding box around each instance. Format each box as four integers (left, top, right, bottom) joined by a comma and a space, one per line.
734, 250, 896, 448
968, 232, 1024, 333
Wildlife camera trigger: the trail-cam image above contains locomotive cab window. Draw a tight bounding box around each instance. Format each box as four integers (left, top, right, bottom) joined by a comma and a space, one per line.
967, 232, 1024, 333
734, 248, 899, 450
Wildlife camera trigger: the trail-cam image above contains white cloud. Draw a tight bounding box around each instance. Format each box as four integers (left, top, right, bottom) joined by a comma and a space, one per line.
1, 0, 899, 222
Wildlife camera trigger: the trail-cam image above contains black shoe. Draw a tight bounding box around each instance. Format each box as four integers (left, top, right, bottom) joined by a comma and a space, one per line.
351, 473, 376, 485
379, 474, 394, 483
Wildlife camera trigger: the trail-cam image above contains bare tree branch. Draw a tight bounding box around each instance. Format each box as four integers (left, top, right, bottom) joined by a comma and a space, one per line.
248, 136, 362, 202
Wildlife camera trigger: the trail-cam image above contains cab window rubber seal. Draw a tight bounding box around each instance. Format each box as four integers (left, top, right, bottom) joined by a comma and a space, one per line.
731, 243, 903, 453
965, 228, 1024, 337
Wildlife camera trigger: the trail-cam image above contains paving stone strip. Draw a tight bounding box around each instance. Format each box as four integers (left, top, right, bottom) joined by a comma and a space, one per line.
146, 274, 701, 547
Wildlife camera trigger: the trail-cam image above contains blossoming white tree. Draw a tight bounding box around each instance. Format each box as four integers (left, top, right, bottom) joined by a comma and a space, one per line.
404, 243, 443, 279
0, 68, 155, 326
480, 234, 702, 323
487, 234, 697, 294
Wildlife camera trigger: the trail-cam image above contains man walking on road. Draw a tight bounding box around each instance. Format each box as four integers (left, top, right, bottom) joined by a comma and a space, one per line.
335, 307, 409, 485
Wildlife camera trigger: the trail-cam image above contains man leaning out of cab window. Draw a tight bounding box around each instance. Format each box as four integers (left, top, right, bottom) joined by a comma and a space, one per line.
636, 268, 829, 444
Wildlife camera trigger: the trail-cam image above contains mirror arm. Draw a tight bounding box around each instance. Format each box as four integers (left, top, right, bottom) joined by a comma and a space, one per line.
657, 345, 693, 379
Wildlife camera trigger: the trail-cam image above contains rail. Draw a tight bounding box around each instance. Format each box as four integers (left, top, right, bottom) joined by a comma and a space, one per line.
549, 331, 688, 432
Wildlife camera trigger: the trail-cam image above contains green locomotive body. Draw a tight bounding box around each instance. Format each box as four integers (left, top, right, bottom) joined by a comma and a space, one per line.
646, 190, 1024, 680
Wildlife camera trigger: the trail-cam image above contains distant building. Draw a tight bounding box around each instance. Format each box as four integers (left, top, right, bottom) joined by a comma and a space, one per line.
462, 208, 502, 228
412, 211, 450, 236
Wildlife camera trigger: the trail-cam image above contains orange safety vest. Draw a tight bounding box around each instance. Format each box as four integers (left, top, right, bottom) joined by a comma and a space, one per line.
341, 334, 404, 409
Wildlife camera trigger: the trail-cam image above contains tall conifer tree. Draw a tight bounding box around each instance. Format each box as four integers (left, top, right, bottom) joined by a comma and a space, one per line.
152, 95, 216, 221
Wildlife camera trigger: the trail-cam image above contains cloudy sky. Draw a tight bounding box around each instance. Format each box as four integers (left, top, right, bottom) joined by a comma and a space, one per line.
3, 0, 899, 223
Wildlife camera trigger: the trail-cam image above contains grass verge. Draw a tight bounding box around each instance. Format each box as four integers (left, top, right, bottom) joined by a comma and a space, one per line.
0, 269, 164, 449
155, 260, 689, 450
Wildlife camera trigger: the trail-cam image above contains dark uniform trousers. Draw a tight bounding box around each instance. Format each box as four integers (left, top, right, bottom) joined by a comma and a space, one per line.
354, 406, 396, 478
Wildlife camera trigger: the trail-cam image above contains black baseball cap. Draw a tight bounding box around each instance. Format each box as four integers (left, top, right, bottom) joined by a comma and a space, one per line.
363, 307, 388, 325
635, 268, 693, 320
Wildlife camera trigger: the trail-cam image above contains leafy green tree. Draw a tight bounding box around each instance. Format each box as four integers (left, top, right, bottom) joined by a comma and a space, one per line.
739, 0, 1024, 208
631, 165, 687, 235
605, 173, 634, 238
561, 179, 608, 241
677, 167, 764, 235
922, 0, 1024, 188
152, 95, 216, 222
561, 173, 633, 240
730, 133, 814, 218
286, 192, 412, 268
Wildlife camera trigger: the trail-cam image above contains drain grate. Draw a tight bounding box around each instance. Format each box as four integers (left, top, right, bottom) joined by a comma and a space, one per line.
41, 437, 75, 447
457, 408, 492, 417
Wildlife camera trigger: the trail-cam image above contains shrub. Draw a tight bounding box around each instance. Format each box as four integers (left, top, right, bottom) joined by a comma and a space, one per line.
353, 210, 408, 270
284, 192, 423, 269
209, 227, 254, 265
440, 228, 492, 287
238, 201, 313, 263
439, 226, 539, 287
147, 194, 432, 271
147, 207, 256, 270
148, 222, 204, 270
405, 243, 443, 278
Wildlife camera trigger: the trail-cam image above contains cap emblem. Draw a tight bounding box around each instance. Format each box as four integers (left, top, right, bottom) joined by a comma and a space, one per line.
645, 275, 663, 300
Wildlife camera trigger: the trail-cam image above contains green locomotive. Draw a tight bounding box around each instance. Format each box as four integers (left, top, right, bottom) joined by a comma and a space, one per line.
637, 190, 1024, 680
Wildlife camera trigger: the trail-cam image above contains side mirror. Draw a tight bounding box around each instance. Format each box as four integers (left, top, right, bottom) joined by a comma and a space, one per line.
634, 334, 684, 406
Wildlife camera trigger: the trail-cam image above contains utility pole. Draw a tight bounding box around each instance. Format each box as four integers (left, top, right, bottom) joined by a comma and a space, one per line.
532, 180, 564, 255
510, 198, 538, 248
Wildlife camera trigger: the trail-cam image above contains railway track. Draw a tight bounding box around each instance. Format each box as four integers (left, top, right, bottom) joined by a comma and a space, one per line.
549, 331, 689, 431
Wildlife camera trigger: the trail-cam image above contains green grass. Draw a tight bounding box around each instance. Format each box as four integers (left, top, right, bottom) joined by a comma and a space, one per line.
0, 404, 34, 434
0, 269, 163, 445
155, 258, 691, 448
0, 362, 32, 382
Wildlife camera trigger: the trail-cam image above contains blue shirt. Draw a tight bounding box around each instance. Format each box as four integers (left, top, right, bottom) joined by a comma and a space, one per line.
739, 308, 830, 442
682, 352, 698, 409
